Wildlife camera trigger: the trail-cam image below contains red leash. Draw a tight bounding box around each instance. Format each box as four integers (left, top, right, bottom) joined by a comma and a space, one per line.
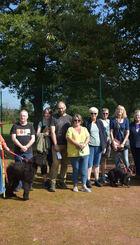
1, 149, 8, 183
7, 149, 29, 162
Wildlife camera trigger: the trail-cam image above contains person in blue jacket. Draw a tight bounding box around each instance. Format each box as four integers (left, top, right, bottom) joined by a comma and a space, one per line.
129, 110, 140, 176
83, 107, 107, 188
110, 105, 130, 169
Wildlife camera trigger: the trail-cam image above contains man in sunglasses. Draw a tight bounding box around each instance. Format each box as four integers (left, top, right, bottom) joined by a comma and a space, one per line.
49, 101, 72, 192
83, 107, 107, 188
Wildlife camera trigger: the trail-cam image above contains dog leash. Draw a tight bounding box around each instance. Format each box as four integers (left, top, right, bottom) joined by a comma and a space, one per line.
6, 149, 29, 163
1, 149, 8, 183
124, 167, 133, 175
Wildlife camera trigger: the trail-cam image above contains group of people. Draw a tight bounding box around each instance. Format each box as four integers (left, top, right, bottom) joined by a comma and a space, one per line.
0, 102, 140, 195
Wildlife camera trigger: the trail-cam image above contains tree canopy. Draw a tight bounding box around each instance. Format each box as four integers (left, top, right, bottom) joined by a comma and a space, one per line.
0, 0, 139, 126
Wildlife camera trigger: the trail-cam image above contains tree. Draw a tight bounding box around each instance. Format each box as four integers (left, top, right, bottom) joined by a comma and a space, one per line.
0, 0, 119, 126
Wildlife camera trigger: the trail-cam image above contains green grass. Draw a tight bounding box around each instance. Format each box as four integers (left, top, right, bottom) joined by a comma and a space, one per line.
0, 123, 13, 135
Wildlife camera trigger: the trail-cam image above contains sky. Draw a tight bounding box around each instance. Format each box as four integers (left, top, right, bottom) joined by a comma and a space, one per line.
1, 88, 20, 109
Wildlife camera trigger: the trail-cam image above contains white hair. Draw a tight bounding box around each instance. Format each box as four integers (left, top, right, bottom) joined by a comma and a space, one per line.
89, 107, 99, 113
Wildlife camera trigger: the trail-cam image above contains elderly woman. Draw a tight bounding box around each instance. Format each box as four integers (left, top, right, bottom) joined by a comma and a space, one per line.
110, 105, 130, 168
84, 107, 107, 188
66, 114, 91, 192
129, 110, 140, 176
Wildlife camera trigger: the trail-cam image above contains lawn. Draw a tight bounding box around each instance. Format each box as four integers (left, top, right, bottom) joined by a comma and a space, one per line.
0, 158, 140, 245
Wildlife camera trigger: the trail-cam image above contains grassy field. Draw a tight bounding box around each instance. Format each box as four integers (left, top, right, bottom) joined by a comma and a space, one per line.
0, 158, 140, 245
0, 124, 140, 245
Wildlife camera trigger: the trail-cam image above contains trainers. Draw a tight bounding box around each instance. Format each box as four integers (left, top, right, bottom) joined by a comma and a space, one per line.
49, 182, 56, 192
81, 187, 91, 193
73, 186, 78, 192
58, 182, 67, 189
86, 179, 92, 188
95, 180, 103, 187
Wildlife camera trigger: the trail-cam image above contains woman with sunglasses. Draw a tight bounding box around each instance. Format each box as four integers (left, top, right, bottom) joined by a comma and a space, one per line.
100, 108, 111, 183
66, 114, 91, 192
84, 107, 107, 188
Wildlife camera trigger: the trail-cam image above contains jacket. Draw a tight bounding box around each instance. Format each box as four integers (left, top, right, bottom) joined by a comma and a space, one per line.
83, 118, 107, 151
129, 121, 140, 148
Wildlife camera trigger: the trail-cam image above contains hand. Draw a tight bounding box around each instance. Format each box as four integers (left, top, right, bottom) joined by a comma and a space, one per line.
54, 144, 60, 152
78, 143, 85, 150
102, 148, 106, 154
20, 146, 28, 152
44, 131, 50, 136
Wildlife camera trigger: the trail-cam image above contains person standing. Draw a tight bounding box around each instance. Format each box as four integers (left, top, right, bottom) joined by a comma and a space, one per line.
100, 108, 111, 183
10, 110, 35, 191
36, 108, 52, 189
0, 133, 10, 196
110, 105, 130, 169
66, 114, 91, 192
84, 107, 107, 188
49, 101, 72, 192
129, 110, 140, 177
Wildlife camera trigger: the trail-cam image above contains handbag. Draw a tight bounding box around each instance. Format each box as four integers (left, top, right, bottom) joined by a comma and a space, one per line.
111, 138, 122, 152
111, 120, 123, 152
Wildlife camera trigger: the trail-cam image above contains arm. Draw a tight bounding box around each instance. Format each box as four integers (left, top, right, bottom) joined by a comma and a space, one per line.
50, 125, 60, 152
36, 127, 41, 136
121, 130, 129, 148
11, 134, 35, 153
66, 136, 90, 150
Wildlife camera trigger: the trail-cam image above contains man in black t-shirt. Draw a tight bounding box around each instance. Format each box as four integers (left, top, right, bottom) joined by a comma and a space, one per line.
49, 101, 72, 192
10, 110, 35, 190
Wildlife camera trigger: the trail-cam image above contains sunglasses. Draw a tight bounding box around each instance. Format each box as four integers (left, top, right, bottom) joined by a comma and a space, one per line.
103, 113, 108, 115
74, 119, 81, 122
91, 112, 97, 115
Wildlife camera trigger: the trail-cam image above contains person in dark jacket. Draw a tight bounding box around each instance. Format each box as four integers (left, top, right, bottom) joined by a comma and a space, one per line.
129, 110, 140, 176
83, 107, 107, 187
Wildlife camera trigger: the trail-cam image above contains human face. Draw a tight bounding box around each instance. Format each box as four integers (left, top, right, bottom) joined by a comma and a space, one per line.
102, 110, 109, 120
73, 117, 81, 126
57, 102, 66, 116
135, 112, 140, 123
20, 111, 28, 125
116, 107, 124, 118
44, 110, 50, 121
90, 111, 98, 121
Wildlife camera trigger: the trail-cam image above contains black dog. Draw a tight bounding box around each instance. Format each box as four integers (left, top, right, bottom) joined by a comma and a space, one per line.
5, 154, 46, 200
107, 167, 132, 187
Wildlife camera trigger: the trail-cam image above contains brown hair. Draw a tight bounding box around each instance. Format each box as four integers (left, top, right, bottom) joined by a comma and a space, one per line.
72, 114, 83, 124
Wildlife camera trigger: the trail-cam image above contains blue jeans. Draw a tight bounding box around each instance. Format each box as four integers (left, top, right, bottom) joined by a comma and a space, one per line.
15, 153, 33, 189
0, 158, 5, 194
113, 149, 130, 168
88, 146, 102, 167
70, 155, 89, 185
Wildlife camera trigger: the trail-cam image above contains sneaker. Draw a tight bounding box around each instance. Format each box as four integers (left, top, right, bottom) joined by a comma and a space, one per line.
58, 181, 68, 189
49, 182, 56, 192
86, 179, 92, 188
29, 185, 34, 191
73, 186, 78, 192
81, 187, 92, 193
95, 180, 103, 187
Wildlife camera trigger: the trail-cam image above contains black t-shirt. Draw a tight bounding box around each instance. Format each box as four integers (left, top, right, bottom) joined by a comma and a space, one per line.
50, 114, 72, 145
10, 122, 35, 154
